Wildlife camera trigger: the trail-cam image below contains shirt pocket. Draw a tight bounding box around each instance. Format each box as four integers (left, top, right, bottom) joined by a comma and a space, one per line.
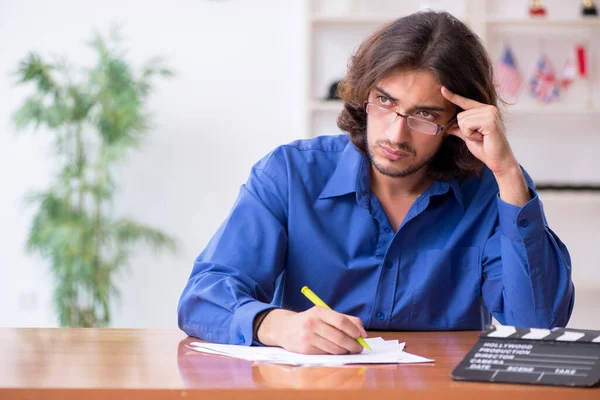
409, 246, 481, 329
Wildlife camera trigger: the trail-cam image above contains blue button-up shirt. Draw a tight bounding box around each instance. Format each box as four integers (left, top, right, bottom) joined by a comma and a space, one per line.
178, 134, 574, 345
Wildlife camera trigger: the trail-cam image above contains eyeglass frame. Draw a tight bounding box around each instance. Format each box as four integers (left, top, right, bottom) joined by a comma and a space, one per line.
363, 101, 457, 136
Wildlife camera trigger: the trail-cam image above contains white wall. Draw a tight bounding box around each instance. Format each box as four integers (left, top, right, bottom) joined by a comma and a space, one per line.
0, 0, 305, 327
1, 0, 598, 329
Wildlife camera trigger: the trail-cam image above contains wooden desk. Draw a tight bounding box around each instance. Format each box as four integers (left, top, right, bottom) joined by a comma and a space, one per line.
0, 329, 596, 399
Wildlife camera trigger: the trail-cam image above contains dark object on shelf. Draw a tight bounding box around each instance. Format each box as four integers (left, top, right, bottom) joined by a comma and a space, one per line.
327, 80, 342, 100
536, 183, 600, 192
582, 0, 598, 16
529, 0, 547, 16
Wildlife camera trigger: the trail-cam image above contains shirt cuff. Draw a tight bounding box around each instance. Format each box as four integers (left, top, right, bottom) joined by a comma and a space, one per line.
230, 300, 276, 346
497, 190, 546, 241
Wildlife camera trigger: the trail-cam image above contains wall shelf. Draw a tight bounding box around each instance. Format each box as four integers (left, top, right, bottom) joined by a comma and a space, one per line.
536, 184, 600, 192
484, 17, 600, 27
506, 105, 599, 115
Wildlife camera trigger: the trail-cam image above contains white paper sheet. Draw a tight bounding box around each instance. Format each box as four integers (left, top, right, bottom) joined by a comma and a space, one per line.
187, 337, 433, 366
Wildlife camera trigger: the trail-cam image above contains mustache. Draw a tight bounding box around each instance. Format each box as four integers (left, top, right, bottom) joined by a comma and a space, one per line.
377, 141, 416, 156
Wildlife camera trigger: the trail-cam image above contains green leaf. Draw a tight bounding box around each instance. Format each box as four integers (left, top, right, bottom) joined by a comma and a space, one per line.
13, 96, 71, 130
14, 52, 59, 94
109, 218, 178, 253
12, 97, 45, 130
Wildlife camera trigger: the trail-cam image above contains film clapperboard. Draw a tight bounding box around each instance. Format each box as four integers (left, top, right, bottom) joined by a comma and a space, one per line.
451, 325, 600, 387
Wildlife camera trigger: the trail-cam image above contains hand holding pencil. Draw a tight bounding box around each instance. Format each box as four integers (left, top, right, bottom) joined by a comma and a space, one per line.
301, 286, 371, 351
254, 287, 369, 355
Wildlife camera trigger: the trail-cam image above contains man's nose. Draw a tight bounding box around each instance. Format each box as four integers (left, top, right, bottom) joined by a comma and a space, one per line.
386, 115, 412, 143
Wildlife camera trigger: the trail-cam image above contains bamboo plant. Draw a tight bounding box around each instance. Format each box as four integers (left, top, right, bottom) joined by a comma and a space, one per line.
12, 28, 177, 327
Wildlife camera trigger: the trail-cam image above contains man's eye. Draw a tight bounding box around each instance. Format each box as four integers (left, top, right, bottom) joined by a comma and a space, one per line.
376, 96, 392, 106
415, 110, 437, 120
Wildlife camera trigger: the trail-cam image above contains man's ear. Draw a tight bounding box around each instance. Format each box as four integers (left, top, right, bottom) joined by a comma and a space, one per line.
443, 120, 458, 137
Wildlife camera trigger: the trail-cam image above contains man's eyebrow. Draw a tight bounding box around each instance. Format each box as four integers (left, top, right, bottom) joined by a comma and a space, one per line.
374, 86, 447, 112
413, 104, 447, 112
375, 86, 399, 102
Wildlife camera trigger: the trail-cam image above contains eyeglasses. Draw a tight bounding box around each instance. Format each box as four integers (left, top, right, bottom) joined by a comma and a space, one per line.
364, 101, 455, 136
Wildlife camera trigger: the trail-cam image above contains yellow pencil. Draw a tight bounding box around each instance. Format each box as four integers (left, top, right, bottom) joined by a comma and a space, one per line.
300, 285, 371, 351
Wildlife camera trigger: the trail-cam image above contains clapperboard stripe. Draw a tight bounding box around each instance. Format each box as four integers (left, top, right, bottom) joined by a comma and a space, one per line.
484, 326, 600, 344
522, 328, 551, 340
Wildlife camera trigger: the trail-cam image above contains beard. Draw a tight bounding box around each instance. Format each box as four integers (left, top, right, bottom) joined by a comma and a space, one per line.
367, 139, 437, 178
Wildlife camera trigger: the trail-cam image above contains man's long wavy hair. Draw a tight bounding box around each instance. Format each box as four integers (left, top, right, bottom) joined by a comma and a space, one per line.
337, 10, 497, 180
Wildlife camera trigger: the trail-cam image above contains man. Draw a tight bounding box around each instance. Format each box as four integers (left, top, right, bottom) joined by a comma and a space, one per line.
178, 10, 574, 355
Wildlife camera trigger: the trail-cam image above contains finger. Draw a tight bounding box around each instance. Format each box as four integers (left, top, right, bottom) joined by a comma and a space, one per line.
295, 320, 336, 354
311, 329, 357, 355
441, 86, 484, 111
456, 106, 501, 131
314, 321, 363, 354
319, 309, 363, 340
450, 118, 482, 142
348, 315, 368, 338
299, 343, 328, 355
448, 127, 483, 143
457, 117, 478, 139
466, 132, 484, 142
457, 107, 492, 120
459, 115, 494, 137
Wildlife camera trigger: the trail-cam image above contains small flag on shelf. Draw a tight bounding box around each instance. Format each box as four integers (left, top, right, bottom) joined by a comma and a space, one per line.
529, 55, 560, 103
495, 46, 523, 98
577, 45, 588, 78
561, 47, 578, 88
561, 45, 588, 89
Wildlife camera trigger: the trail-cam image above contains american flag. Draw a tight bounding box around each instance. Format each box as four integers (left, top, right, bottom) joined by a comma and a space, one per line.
529, 56, 560, 103
495, 46, 523, 98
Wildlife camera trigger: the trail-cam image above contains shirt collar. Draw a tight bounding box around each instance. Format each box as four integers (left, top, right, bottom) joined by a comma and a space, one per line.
318, 142, 364, 200
430, 177, 465, 210
318, 141, 466, 210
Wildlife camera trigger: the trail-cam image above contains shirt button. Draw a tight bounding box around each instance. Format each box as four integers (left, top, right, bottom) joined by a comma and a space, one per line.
384, 260, 393, 269
519, 219, 529, 227
377, 312, 385, 320
383, 226, 391, 233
